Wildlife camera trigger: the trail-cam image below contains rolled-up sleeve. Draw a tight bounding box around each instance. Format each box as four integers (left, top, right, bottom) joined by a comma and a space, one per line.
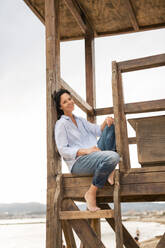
55, 121, 79, 160
80, 117, 102, 137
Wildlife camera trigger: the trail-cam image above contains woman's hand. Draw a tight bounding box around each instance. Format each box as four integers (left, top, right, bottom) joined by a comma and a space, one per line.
87, 146, 100, 154
76, 146, 100, 157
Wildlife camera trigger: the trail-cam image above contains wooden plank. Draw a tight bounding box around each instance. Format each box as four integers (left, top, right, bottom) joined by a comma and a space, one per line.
53, 174, 62, 248
63, 182, 165, 199
156, 233, 165, 248
62, 220, 77, 248
62, 166, 165, 177
125, 0, 139, 31
45, 0, 61, 177
23, 0, 45, 24
113, 171, 123, 248
118, 54, 165, 73
45, 1, 62, 248
60, 78, 94, 115
112, 61, 130, 171
121, 172, 165, 185
128, 137, 136, 144
85, 33, 96, 122
95, 99, 165, 116
62, 199, 106, 248
63, 0, 94, 34
99, 204, 140, 248
125, 99, 165, 114
59, 209, 114, 219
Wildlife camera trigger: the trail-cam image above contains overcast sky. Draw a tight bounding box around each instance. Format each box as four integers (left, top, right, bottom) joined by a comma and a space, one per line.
0, 0, 165, 204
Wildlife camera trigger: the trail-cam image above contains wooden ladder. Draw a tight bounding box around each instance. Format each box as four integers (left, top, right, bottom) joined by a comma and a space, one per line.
54, 171, 140, 248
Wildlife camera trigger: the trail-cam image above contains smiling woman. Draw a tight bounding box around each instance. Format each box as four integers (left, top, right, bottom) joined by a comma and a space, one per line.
53, 89, 120, 211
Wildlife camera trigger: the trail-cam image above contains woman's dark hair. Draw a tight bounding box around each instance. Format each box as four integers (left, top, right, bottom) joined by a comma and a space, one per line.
53, 89, 71, 119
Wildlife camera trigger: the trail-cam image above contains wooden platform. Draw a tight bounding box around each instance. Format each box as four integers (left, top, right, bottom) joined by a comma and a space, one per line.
24, 0, 165, 41
62, 166, 165, 203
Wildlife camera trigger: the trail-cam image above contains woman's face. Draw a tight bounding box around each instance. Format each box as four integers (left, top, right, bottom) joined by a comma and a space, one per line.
60, 93, 75, 115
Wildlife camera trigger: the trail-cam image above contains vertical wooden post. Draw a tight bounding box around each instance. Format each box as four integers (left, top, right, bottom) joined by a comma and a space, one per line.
85, 33, 96, 123
114, 171, 123, 248
84, 33, 101, 245
112, 61, 130, 171
45, 0, 62, 248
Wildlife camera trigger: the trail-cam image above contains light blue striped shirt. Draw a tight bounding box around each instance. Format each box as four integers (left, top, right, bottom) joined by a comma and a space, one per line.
55, 114, 102, 171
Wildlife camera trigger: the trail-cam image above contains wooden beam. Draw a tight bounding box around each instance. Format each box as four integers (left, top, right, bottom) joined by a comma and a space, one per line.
23, 0, 45, 24
59, 209, 114, 219
125, 0, 139, 31
63, 0, 95, 34
85, 33, 96, 122
112, 61, 131, 171
128, 137, 136, 144
60, 78, 94, 115
62, 220, 77, 248
113, 171, 123, 248
99, 204, 140, 248
62, 199, 106, 248
95, 99, 165, 116
45, 0, 62, 248
156, 233, 165, 248
118, 53, 165, 72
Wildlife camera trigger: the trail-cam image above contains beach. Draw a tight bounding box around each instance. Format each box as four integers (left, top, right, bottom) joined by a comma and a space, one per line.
0, 217, 165, 248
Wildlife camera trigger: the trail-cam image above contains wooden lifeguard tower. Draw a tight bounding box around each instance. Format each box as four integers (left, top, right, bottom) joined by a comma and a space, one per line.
23, 1, 165, 247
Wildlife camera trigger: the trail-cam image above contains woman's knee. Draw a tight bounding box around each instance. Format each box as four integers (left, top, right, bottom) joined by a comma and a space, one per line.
105, 151, 120, 165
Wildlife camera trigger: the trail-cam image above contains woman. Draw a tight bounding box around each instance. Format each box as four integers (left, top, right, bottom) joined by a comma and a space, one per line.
54, 89, 120, 212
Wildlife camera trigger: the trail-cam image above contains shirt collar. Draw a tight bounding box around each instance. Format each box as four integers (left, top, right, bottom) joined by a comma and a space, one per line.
61, 114, 78, 120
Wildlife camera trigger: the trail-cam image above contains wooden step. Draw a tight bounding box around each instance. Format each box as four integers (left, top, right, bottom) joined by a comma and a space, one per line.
59, 209, 114, 220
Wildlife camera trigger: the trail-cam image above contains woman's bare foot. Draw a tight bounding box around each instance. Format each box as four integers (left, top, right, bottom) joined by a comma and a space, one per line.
84, 185, 100, 212
108, 170, 115, 185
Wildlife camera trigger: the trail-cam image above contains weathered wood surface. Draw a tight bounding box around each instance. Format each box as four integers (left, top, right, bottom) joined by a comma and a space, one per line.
59, 209, 114, 220
125, 0, 139, 31
129, 116, 165, 166
156, 233, 165, 248
60, 78, 94, 115
62, 168, 165, 201
53, 174, 62, 248
85, 33, 96, 122
95, 99, 165, 116
99, 204, 140, 248
24, 0, 165, 41
118, 53, 165, 72
62, 199, 106, 248
45, 1, 62, 248
62, 220, 77, 248
112, 61, 130, 171
114, 171, 123, 248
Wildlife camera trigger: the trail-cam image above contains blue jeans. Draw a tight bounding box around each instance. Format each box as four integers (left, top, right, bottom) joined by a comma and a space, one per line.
71, 124, 120, 188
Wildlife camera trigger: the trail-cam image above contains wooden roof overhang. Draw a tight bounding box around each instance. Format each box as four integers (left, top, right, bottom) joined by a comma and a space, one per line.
24, 0, 165, 41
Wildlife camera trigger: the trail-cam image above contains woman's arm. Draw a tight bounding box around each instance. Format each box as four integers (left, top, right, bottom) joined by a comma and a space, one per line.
100, 116, 114, 131
76, 146, 100, 157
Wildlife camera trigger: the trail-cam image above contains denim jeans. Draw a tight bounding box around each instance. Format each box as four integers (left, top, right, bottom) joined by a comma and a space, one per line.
71, 124, 120, 188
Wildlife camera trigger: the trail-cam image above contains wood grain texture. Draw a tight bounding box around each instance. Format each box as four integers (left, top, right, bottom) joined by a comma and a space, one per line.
59, 209, 114, 219
62, 199, 106, 248
112, 61, 130, 171
62, 220, 77, 248
85, 34, 96, 122
129, 116, 165, 166
99, 204, 140, 248
118, 53, 165, 72
113, 171, 123, 248
24, 0, 165, 41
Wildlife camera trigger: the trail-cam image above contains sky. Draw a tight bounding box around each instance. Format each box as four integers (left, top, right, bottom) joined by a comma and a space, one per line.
0, 0, 165, 204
